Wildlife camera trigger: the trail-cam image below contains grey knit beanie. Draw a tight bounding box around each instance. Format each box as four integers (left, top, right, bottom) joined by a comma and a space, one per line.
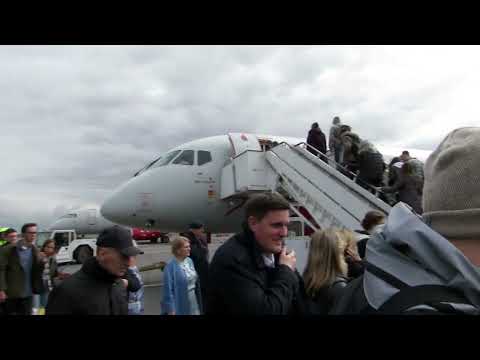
422, 127, 480, 239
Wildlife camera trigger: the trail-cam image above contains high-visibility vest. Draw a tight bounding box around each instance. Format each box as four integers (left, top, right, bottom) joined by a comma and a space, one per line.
0, 227, 9, 246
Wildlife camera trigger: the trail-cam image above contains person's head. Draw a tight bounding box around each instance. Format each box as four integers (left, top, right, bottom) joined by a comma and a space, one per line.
171, 236, 191, 260
21, 223, 37, 246
41, 239, 56, 257
245, 192, 290, 254
333, 116, 341, 125
303, 229, 347, 297
342, 132, 360, 149
423, 127, 480, 247
4, 228, 18, 245
340, 125, 352, 134
400, 150, 411, 162
311, 122, 319, 129
361, 211, 386, 233
188, 221, 205, 239
96, 226, 144, 277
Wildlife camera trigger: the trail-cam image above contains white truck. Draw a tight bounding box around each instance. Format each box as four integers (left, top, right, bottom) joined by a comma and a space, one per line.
36, 229, 97, 264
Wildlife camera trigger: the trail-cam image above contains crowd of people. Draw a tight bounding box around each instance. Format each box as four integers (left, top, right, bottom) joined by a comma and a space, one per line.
306, 116, 426, 214
1, 125, 479, 315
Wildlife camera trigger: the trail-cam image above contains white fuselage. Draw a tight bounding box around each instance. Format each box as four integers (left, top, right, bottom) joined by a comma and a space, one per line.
49, 206, 118, 235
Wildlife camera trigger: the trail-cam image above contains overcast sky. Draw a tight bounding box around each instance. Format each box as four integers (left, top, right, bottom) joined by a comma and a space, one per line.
2, 45, 479, 230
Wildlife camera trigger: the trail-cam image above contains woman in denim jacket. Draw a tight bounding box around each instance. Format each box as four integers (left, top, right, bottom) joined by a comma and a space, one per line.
162, 237, 202, 315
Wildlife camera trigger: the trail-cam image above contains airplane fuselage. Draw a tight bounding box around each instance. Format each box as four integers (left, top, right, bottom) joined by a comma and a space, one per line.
100, 133, 432, 233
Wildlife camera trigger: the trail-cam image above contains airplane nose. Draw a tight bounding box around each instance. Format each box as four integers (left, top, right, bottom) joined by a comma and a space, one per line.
100, 192, 126, 225
100, 177, 154, 227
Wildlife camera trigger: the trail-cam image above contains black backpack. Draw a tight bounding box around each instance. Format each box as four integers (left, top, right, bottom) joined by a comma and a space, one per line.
331, 261, 476, 315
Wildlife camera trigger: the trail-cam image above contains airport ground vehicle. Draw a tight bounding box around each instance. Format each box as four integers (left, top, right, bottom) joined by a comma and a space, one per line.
37, 230, 97, 264
132, 228, 169, 244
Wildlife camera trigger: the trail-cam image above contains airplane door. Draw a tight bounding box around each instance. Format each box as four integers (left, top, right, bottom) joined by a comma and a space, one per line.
194, 150, 217, 203
87, 209, 96, 225
228, 133, 261, 157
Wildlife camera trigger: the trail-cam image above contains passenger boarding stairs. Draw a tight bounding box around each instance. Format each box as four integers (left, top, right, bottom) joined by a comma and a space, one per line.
265, 142, 391, 231
221, 141, 391, 232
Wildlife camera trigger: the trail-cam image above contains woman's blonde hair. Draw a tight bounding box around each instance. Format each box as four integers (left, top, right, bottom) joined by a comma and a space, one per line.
337, 229, 360, 259
303, 229, 348, 297
170, 236, 189, 256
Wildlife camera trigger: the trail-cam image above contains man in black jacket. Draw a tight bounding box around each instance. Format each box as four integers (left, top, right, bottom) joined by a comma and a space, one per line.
46, 226, 143, 315
207, 192, 298, 315
183, 221, 209, 307
306, 122, 327, 163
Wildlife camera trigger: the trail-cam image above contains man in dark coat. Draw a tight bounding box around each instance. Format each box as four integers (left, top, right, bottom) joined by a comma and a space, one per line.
306, 122, 327, 163
356, 140, 386, 192
0, 223, 44, 315
46, 226, 143, 315
182, 221, 209, 307
207, 193, 299, 315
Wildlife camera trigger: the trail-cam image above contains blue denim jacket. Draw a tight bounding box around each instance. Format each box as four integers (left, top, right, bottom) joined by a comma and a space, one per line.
128, 266, 144, 315
162, 257, 202, 315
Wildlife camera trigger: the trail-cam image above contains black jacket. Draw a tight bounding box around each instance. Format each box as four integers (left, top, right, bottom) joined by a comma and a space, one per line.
183, 230, 209, 303
307, 128, 327, 155
46, 257, 128, 315
295, 276, 348, 315
206, 226, 299, 315
382, 174, 423, 214
357, 150, 385, 184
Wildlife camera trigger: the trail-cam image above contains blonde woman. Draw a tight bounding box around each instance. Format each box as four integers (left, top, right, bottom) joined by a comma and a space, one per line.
162, 237, 202, 315
337, 229, 364, 279
300, 229, 349, 315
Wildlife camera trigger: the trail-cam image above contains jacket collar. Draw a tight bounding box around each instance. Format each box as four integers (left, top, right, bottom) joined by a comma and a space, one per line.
81, 257, 119, 283
238, 222, 276, 270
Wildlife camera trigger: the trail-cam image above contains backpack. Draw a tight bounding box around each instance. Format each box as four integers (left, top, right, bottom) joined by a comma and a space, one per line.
331, 261, 476, 315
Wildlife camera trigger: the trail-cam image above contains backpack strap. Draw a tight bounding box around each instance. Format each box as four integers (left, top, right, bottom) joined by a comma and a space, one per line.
364, 261, 472, 314
378, 285, 470, 314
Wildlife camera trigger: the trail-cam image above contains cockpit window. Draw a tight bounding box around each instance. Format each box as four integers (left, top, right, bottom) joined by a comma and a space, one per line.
172, 150, 194, 166
134, 155, 163, 176
198, 151, 212, 166
150, 150, 182, 168
60, 213, 77, 219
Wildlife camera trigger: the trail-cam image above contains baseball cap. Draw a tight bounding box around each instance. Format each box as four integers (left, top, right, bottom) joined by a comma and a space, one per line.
97, 226, 144, 256
188, 221, 204, 229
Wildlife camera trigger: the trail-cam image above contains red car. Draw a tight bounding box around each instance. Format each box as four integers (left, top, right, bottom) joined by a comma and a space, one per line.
132, 228, 169, 244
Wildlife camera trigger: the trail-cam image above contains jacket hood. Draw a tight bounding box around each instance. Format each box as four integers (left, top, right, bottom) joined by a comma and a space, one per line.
358, 140, 379, 154
308, 128, 323, 135
364, 202, 480, 313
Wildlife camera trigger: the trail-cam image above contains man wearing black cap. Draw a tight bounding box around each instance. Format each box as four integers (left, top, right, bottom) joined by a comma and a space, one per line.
183, 221, 209, 307
46, 226, 143, 315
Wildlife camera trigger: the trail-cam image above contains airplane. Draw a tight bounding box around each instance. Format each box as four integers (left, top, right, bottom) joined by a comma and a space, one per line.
100, 133, 433, 235
49, 206, 118, 236
49, 206, 170, 243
